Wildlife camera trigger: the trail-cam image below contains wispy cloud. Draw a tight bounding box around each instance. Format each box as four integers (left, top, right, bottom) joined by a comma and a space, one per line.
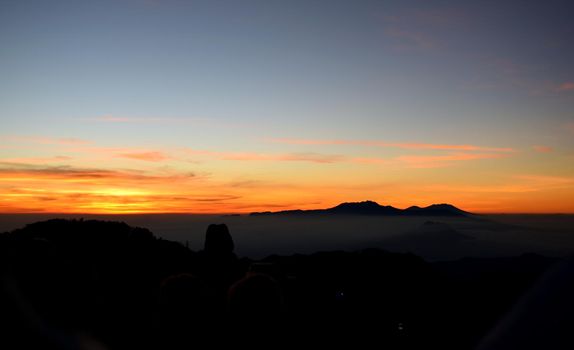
556, 82, 574, 92
0, 164, 208, 210
185, 149, 346, 164
0, 164, 196, 184
423, 175, 574, 194
185, 147, 507, 168
514, 175, 574, 189
528, 81, 574, 96
0, 163, 234, 213
351, 157, 390, 165
532, 145, 553, 153
59, 146, 175, 163
222, 152, 345, 164
117, 151, 170, 162
396, 152, 508, 168
0, 188, 240, 214
268, 138, 514, 152
466, 56, 573, 96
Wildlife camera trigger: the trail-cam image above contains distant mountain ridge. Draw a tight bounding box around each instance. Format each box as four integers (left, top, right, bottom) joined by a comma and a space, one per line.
250, 200, 471, 217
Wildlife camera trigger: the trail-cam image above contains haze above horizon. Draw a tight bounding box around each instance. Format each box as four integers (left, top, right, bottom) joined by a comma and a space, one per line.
1, 0, 573, 214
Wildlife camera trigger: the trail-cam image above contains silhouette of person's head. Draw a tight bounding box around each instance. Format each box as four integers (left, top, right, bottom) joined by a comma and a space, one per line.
204, 224, 234, 255
228, 273, 283, 318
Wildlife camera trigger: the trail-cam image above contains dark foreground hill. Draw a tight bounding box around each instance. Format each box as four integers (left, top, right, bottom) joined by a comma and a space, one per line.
250, 200, 471, 217
0, 219, 566, 349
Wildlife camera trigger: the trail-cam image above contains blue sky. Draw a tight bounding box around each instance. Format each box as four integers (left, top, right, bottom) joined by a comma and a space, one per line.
1, 0, 573, 213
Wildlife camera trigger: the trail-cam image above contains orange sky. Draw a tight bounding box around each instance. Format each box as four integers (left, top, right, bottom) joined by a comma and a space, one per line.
1, 135, 573, 214
2, 1, 574, 214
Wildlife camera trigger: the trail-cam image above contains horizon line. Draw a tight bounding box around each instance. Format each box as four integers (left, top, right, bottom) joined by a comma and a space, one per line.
1, 210, 574, 215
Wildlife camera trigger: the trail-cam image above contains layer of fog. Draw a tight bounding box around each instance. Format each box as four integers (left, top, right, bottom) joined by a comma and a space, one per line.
1, 214, 573, 261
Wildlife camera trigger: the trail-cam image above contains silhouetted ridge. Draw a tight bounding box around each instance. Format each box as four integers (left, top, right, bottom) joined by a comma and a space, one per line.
250, 201, 470, 217
329, 200, 401, 215
405, 203, 470, 216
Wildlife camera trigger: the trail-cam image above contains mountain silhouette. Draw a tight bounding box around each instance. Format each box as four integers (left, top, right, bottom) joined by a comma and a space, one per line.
250, 200, 470, 217
404, 203, 470, 216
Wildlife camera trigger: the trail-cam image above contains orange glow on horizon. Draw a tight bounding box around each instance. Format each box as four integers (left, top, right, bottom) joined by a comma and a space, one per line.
1, 137, 573, 215
1, 167, 573, 214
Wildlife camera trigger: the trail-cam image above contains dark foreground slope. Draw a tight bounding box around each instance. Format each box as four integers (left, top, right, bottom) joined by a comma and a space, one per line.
0, 219, 564, 349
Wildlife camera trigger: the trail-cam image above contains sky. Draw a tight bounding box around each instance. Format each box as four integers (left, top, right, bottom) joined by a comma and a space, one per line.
1, 0, 573, 214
